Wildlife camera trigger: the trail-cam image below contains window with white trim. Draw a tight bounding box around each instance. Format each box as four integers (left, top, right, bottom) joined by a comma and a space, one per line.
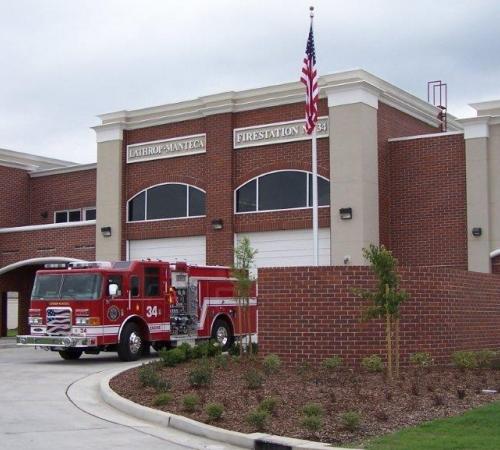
235, 170, 330, 213
127, 183, 206, 222
54, 207, 96, 223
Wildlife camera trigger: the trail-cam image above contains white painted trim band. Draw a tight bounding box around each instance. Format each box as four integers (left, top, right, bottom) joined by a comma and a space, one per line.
490, 249, 500, 259
388, 131, 464, 142
30, 163, 97, 177
0, 220, 96, 234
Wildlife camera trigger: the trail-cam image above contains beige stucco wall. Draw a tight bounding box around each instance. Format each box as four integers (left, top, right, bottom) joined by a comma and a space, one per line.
329, 102, 379, 265
466, 137, 491, 272
488, 124, 500, 255
96, 139, 122, 261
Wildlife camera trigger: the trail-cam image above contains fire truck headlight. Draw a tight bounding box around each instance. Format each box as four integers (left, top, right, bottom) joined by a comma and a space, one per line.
29, 317, 42, 325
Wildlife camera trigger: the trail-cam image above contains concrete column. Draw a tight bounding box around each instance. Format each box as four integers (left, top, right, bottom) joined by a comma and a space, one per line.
462, 118, 491, 272
93, 123, 124, 261
326, 82, 380, 265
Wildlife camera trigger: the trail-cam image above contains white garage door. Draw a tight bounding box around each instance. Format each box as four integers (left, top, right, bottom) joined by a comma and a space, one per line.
235, 228, 330, 268
128, 236, 206, 265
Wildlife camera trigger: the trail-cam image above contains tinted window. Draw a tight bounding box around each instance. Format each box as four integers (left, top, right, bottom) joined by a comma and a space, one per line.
130, 276, 139, 297
308, 174, 330, 207
55, 211, 67, 223
60, 274, 102, 300
189, 186, 205, 216
85, 208, 96, 221
108, 275, 123, 296
147, 184, 187, 220
129, 191, 146, 221
258, 171, 307, 211
144, 267, 160, 297
236, 179, 256, 212
32, 275, 62, 299
68, 210, 81, 222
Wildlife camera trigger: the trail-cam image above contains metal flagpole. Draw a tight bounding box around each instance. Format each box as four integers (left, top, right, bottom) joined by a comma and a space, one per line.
312, 127, 319, 266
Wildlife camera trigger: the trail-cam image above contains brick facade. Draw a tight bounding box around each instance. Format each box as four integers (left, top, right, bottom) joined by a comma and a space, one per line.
0, 166, 30, 228
258, 266, 500, 367
387, 134, 467, 268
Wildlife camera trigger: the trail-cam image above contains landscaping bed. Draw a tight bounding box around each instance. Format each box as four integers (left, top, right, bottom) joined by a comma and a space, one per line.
110, 347, 500, 447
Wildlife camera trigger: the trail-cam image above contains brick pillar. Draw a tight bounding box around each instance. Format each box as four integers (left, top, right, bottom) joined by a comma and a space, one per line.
0, 291, 6, 337
17, 273, 33, 336
205, 113, 234, 266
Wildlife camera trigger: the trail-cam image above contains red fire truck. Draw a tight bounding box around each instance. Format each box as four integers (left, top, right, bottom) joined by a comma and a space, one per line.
16, 260, 257, 361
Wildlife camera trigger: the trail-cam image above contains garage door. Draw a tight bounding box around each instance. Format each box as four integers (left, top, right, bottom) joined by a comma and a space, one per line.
128, 236, 206, 265
235, 228, 330, 268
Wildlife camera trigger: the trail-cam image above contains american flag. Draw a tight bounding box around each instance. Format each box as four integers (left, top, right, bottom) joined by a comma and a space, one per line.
300, 22, 319, 135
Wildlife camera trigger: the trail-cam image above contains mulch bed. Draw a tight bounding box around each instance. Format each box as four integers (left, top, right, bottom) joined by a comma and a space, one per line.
110, 357, 500, 447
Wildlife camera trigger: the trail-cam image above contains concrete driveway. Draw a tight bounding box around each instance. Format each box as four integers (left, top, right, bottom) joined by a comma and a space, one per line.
0, 345, 242, 450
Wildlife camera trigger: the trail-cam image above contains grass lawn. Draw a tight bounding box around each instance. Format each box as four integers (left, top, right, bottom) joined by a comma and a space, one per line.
365, 401, 500, 450
7, 328, 17, 337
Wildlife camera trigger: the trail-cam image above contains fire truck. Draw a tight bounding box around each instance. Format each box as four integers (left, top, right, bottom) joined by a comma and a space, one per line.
16, 260, 257, 361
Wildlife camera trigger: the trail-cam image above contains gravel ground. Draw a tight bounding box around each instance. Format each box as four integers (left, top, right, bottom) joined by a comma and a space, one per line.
111, 357, 500, 446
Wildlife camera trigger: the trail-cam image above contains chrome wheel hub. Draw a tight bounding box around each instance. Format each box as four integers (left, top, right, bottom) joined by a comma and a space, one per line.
216, 327, 228, 346
129, 332, 142, 354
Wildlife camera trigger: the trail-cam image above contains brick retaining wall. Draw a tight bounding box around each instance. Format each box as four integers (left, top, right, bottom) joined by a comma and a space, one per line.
258, 266, 500, 366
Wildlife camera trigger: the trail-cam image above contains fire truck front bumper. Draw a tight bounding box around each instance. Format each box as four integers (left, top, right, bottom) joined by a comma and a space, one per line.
16, 335, 97, 348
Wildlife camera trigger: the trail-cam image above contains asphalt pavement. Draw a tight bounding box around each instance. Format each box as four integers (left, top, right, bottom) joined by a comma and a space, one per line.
0, 344, 242, 450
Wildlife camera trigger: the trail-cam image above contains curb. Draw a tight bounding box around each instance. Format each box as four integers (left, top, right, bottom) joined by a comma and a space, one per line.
100, 363, 359, 450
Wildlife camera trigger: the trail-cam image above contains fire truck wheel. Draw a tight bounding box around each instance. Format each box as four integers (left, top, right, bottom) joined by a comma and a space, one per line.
211, 319, 234, 351
58, 349, 83, 360
117, 322, 144, 361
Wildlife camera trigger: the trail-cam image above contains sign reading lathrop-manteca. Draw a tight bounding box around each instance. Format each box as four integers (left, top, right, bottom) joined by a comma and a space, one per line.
126, 134, 206, 164
233, 116, 328, 149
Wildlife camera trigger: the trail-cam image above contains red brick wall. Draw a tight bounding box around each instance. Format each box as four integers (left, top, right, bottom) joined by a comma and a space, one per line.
29, 169, 96, 225
388, 134, 467, 268
0, 166, 30, 228
122, 100, 330, 264
258, 266, 500, 367
377, 104, 438, 248
492, 255, 500, 274
0, 224, 95, 267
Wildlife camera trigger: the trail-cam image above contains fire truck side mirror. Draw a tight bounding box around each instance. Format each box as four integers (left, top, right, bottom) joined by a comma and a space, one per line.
108, 283, 119, 297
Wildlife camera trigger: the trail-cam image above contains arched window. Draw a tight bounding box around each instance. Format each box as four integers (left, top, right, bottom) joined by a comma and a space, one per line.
128, 183, 205, 222
235, 170, 330, 213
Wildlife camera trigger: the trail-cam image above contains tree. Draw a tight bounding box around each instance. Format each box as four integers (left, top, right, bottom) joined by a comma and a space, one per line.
354, 244, 408, 380
232, 237, 257, 356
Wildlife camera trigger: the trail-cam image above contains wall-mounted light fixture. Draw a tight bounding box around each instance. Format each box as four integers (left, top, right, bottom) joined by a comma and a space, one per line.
40, 211, 48, 219
211, 219, 223, 231
339, 207, 353, 220
101, 226, 112, 237
472, 227, 482, 237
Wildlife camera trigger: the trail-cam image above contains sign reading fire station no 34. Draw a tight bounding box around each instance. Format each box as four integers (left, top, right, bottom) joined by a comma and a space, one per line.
127, 134, 206, 164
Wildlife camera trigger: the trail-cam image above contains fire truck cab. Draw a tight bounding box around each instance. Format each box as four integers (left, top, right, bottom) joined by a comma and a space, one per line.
16, 260, 257, 361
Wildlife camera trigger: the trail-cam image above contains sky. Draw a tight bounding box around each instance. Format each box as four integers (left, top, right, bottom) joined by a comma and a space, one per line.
0, 0, 499, 164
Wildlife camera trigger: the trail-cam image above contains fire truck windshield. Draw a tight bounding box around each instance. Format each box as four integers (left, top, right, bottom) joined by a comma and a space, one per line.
32, 274, 102, 300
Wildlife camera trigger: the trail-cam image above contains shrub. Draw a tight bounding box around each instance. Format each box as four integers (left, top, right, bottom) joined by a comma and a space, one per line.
258, 397, 278, 414
228, 342, 240, 356
206, 402, 224, 421
263, 354, 281, 375
302, 403, 323, 417
192, 340, 221, 359
301, 415, 322, 432
188, 362, 213, 387
244, 368, 264, 389
182, 393, 200, 412
476, 349, 496, 368
177, 342, 193, 361
410, 352, 433, 368
160, 347, 186, 367
452, 351, 478, 370
361, 355, 384, 373
341, 411, 361, 431
214, 353, 230, 370
138, 362, 160, 388
153, 392, 172, 406
322, 355, 343, 370
246, 409, 269, 431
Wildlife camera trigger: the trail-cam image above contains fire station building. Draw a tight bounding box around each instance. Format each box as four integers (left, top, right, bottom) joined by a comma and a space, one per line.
1, 68, 500, 336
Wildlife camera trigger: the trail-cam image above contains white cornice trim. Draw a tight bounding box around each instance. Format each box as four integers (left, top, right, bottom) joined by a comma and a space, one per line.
0, 147, 74, 171
388, 131, 464, 142
0, 220, 96, 234
92, 123, 124, 143
469, 100, 500, 115
459, 117, 491, 139
490, 248, 500, 259
29, 163, 97, 178
326, 81, 380, 109
94, 69, 454, 133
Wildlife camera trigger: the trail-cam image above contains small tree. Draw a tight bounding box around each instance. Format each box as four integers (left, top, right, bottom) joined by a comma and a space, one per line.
232, 237, 257, 356
354, 244, 408, 380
